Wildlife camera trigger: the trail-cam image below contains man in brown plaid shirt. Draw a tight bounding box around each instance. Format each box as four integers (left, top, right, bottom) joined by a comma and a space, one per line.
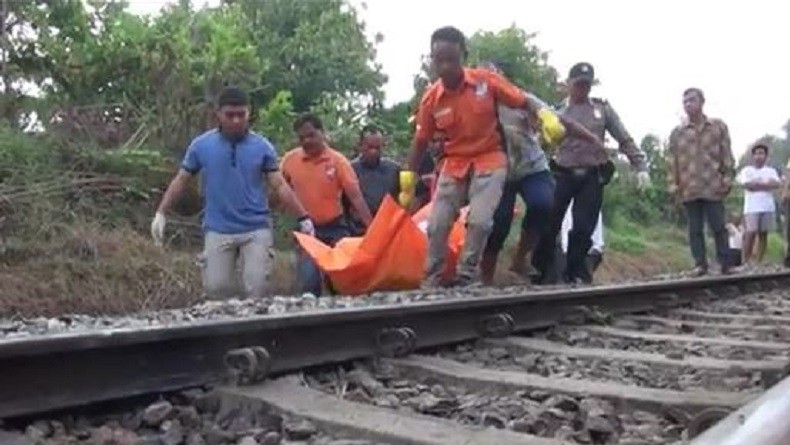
668, 88, 738, 276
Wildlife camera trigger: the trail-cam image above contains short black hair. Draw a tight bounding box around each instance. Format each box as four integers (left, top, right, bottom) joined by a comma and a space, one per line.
683, 87, 705, 102
751, 143, 769, 155
293, 113, 323, 132
359, 124, 382, 141
217, 86, 249, 107
430, 26, 467, 58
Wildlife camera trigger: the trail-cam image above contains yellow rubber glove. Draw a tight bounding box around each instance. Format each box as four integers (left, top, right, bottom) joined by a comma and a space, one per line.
537, 108, 566, 151
399, 171, 418, 207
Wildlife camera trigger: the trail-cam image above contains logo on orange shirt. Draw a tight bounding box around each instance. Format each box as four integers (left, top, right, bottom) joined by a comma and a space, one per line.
474, 81, 489, 97
325, 164, 337, 178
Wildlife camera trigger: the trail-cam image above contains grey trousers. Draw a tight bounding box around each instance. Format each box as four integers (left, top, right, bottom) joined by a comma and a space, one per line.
684, 199, 729, 269
200, 228, 273, 299
426, 168, 507, 284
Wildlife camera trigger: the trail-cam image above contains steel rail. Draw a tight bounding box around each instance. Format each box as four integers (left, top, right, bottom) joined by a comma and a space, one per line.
1, 271, 788, 420
689, 373, 790, 445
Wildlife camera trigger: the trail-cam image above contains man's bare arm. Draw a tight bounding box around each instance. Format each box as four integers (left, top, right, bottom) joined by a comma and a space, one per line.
265, 171, 309, 219
156, 170, 193, 214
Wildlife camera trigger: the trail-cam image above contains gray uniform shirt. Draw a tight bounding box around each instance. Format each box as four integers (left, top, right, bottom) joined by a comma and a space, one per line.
556, 98, 646, 171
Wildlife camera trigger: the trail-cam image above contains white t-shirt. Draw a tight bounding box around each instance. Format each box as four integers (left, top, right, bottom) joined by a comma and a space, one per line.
736, 165, 780, 214
561, 200, 604, 254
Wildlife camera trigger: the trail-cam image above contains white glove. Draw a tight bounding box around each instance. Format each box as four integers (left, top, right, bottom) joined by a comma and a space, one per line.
636, 171, 651, 190
297, 217, 315, 236
151, 212, 166, 247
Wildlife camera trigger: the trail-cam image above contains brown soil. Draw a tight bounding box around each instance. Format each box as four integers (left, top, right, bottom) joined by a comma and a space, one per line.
0, 227, 296, 317
0, 228, 687, 317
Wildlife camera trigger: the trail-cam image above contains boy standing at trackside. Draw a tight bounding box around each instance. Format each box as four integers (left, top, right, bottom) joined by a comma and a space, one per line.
151, 87, 315, 299
347, 125, 401, 235
725, 213, 744, 267
559, 200, 605, 277
404, 26, 603, 288
281, 114, 372, 296
781, 160, 790, 267
737, 143, 780, 264
668, 87, 738, 276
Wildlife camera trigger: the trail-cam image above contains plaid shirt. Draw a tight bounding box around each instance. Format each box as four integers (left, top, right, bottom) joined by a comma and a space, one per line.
668, 116, 735, 202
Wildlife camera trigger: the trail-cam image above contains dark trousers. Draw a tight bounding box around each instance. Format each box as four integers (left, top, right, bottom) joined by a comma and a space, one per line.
684, 199, 729, 270
297, 218, 349, 296
533, 169, 604, 283
784, 203, 790, 267
728, 248, 742, 267
485, 170, 554, 254
555, 249, 604, 278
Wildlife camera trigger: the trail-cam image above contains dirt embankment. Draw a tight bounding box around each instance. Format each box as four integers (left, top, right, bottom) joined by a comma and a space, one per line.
0, 229, 688, 318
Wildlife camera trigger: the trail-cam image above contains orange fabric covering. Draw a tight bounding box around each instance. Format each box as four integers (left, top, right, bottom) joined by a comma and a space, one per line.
293, 196, 469, 295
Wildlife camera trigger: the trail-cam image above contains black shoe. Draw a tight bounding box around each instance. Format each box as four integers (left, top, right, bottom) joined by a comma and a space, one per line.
689, 266, 708, 277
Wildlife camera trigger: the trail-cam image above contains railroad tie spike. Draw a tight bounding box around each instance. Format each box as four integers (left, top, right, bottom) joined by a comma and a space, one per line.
376, 327, 417, 358
477, 313, 515, 338
716, 285, 741, 299
224, 346, 272, 385
655, 292, 680, 308
743, 281, 764, 294
685, 407, 732, 439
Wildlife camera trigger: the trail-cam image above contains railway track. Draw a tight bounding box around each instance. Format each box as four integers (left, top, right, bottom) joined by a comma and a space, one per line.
2, 271, 790, 444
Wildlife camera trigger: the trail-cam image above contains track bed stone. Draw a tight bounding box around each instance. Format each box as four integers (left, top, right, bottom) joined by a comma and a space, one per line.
305, 363, 685, 445
538, 326, 787, 361
437, 342, 763, 392
3, 388, 389, 445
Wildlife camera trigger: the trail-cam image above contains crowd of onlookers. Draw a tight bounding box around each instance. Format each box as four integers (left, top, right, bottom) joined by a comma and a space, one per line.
147, 25, 790, 300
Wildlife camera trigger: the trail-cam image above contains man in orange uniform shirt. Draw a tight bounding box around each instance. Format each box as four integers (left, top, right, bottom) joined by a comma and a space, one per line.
281, 113, 373, 295
406, 26, 602, 287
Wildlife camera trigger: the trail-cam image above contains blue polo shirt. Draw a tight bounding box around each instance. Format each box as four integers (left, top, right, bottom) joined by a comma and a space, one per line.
181, 129, 279, 234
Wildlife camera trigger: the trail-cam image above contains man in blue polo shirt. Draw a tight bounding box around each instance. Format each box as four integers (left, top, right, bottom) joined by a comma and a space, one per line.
151, 86, 314, 299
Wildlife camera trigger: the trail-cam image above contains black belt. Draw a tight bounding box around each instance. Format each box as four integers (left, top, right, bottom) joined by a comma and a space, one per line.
550, 159, 615, 184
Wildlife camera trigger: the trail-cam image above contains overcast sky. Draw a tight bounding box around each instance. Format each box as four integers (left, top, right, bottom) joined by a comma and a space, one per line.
129, 0, 790, 157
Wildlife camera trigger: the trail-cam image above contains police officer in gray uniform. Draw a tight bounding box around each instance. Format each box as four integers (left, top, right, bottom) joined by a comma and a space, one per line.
532, 62, 650, 284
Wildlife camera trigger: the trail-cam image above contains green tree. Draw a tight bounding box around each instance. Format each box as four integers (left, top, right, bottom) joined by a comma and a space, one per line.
466, 25, 561, 105
5, 0, 386, 152
227, 0, 386, 112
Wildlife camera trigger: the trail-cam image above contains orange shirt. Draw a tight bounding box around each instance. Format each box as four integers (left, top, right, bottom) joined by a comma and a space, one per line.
414, 68, 528, 179
281, 146, 360, 225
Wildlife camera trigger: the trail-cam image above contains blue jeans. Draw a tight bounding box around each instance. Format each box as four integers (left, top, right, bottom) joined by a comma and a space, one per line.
485, 170, 554, 254
297, 219, 349, 296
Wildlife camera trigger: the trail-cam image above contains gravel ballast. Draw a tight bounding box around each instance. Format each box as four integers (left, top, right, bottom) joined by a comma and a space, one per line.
438, 343, 762, 392
2, 388, 392, 445
538, 326, 786, 362
305, 363, 685, 445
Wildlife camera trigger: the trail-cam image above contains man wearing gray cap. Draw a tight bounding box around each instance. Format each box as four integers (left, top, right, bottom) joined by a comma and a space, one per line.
532, 62, 650, 285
